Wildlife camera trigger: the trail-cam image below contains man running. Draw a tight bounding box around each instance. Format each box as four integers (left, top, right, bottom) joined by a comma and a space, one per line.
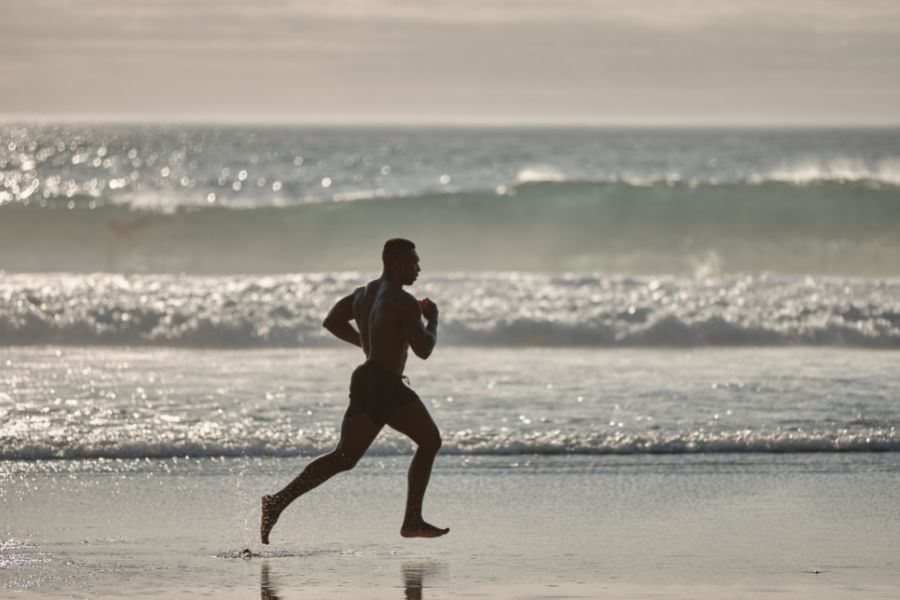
261, 238, 448, 543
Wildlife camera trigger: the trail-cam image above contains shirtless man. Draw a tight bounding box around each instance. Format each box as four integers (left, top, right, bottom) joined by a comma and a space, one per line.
260, 238, 448, 544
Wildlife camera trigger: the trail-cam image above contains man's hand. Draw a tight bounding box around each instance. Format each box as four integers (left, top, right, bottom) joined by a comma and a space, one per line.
421, 298, 439, 323
403, 295, 438, 359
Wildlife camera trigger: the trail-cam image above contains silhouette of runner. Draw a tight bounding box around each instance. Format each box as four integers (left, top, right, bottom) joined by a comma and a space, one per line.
261, 238, 448, 543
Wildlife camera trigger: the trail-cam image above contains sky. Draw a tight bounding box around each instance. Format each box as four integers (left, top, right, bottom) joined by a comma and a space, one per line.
2, 0, 900, 125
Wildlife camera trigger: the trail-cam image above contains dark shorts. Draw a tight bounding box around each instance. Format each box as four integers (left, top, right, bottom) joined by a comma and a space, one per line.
347, 361, 419, 427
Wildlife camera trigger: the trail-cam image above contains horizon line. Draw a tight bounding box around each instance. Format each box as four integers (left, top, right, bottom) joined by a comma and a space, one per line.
3, 113, 900, 129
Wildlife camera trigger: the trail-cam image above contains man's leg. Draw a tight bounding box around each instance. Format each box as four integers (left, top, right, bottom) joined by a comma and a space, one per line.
261, 411, 381, 544
386, 398, 449, 538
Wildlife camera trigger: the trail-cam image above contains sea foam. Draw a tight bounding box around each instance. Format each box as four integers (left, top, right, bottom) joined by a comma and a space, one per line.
1, 272, 897, 348
3, 428, 898, 461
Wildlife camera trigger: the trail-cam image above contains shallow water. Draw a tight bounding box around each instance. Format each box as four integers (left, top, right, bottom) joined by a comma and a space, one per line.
2, 347, 898, 460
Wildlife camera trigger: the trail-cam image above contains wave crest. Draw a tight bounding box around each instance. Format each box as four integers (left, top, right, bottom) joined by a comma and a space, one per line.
4, 428, 898, 460
2, 180, 900, 275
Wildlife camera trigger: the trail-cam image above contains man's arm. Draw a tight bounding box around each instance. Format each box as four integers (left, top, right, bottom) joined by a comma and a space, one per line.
399, 295, 438, 359
323, 291, 362, 347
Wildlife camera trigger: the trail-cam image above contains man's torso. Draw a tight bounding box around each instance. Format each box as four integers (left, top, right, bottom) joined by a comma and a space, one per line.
352, 278, 411, 375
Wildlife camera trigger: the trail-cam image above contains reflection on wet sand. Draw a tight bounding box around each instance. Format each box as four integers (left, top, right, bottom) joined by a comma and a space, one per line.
259, 560, 445, 599
260, 561, 281, 600
402, 561, 444, 600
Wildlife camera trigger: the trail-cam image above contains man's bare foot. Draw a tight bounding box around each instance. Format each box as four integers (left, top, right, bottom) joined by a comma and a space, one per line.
400, 520, 449, 538
261, 495, 280, 545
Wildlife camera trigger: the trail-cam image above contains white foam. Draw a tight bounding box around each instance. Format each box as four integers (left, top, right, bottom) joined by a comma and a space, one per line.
766, 157, 900, 186
516, 165, 567, 183
4, 429, 899, 460
1, 272, 898, 348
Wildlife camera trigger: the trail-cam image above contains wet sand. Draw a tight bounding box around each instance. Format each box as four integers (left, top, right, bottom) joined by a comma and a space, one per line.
2, 453, 900, 599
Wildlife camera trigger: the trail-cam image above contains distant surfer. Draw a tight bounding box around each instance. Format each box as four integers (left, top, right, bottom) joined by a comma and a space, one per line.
261, 238, 448, 543
106, 214, 152, 238
104, 214, 152, 272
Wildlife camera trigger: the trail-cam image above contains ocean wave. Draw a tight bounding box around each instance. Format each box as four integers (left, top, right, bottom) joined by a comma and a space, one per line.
3, 428, 898, 460
764, 157, 900, 186
2, 180, 899, 275
1, 272, 898, 348
4, 122, 900, 213
511, 161, 900, 187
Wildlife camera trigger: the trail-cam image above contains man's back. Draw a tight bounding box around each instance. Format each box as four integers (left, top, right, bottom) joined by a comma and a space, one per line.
353, 279, 412, 375
351, 279, 379, 355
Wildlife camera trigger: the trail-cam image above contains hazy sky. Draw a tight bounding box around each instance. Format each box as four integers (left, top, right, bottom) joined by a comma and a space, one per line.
3, 0, 899, 124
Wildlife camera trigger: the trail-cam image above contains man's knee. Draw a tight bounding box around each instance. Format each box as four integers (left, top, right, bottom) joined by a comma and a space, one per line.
418, 430, 442, 454
334, 450, 362, 471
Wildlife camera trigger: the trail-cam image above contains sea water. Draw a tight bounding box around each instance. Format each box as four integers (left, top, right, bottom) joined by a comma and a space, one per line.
1, 124, 898, 457
1, 123, 899, 470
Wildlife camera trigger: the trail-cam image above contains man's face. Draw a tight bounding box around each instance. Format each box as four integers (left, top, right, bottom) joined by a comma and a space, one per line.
394, 250, 421, 285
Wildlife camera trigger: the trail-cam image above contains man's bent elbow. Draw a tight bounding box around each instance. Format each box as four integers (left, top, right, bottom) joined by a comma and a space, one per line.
411, 345, 433, 360
416, 344, 436, 360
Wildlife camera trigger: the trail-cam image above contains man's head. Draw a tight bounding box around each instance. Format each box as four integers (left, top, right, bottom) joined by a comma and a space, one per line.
382, 238, 420, 285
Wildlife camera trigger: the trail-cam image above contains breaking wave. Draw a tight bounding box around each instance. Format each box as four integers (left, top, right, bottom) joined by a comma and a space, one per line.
1, 272, 898, 348
0, 180, 899, 276
3, 428, 899, 460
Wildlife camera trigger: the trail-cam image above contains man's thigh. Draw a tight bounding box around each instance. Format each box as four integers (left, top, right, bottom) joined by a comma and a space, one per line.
386, 396, 440, 447
335, 410, 383, 460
